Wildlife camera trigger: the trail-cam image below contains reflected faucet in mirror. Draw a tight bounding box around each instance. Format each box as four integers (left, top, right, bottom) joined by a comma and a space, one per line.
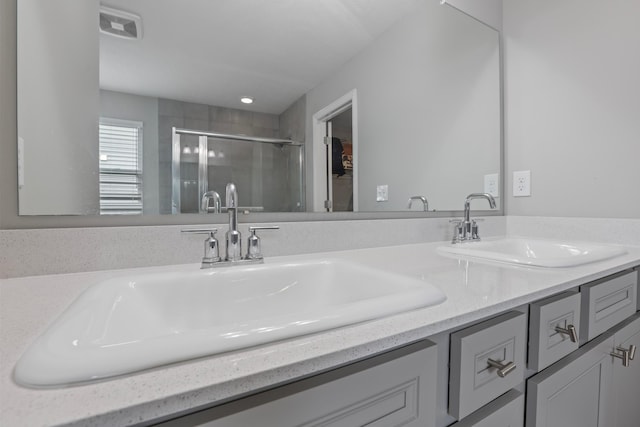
200, 191, 221, 214
407, 196, 430, 212
451, 193, 496, 243
225, 183, 242, 262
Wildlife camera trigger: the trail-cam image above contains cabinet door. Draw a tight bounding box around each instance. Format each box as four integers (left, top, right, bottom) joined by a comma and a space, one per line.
155, 340, 437, 427
449, 389, 523, 427
526, 333, 614, 427
611, 313, 640, 427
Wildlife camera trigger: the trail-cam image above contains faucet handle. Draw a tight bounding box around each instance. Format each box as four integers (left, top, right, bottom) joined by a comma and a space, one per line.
246, 226, 279, 260
182, 229, 221, 265
181, 228, 219, 234
471, 220, 480, 240
449, 219, 464, 243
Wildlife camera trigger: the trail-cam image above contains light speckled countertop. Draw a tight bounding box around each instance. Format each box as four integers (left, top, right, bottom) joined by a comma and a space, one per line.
2, 240, 639, 426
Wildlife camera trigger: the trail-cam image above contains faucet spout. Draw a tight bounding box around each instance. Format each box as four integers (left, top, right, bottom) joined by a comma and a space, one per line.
200, 191, 221, 213
453, 193, 496, 243
407, 195, 429, 212
225, 183, 242, 261
464, 193, 496, 221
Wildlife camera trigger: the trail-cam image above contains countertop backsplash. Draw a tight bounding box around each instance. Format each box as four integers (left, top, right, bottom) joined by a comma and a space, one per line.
0, 217, 506, 279
3, 216, 638, 279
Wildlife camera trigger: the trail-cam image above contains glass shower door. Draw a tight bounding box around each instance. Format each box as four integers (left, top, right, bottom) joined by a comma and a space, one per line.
172, 128, 304, 214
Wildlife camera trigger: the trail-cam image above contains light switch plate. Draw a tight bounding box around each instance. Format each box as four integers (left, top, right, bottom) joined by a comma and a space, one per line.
513, 171, 531, 197
376, 185, 388, 202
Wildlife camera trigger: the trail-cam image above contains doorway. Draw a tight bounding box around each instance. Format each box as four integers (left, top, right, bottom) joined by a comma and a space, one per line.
312, 90, 358, 212
327, 108, 353, 211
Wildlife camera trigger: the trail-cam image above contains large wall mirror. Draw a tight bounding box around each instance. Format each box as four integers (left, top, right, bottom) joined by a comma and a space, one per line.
17, 0, 501, 219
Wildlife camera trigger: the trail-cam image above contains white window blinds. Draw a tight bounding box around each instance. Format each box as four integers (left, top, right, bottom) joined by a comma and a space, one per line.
99, 119, 143, 215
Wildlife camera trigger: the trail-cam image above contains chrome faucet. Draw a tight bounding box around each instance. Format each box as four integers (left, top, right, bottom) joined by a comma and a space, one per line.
407, 195, 429, 212
183, 183, 279, 268
200, 191, 221, 213
225, 183, 242, 261
451, 193, 496, 243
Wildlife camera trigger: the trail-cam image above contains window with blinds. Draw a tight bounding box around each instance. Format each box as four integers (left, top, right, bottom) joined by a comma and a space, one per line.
99, 119, 143, 215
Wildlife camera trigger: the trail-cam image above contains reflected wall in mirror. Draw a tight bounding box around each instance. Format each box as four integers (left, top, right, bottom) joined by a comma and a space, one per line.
17, 0, 501, 216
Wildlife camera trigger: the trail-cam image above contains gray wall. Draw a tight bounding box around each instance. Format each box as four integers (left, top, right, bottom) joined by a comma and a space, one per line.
100, 90, 160, 215
17, 0, 100, 215
504, 0, 640, 218
4, 1, 639, 228
305, 0, 501, 212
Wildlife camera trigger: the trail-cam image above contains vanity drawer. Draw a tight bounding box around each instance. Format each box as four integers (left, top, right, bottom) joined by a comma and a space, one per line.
580, 270, 638, 344
449, 389, 524, 427
528, 291, 581, 371
449, 311, 527, 420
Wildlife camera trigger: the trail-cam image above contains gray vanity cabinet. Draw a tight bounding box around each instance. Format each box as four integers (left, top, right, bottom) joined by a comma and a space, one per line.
525, 333, 614, 427
610, 313, 640, 427
156, 340, 438, 427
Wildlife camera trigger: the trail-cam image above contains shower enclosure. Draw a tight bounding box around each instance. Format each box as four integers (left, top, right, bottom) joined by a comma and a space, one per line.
171, 128, 304, 214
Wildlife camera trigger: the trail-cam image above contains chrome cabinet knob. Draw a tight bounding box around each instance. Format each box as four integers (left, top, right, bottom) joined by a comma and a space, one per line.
487, 358, 516, 378
555, 324, 578, 343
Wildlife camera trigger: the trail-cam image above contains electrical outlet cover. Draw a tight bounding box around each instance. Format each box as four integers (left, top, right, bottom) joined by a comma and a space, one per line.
513, 170, 531, 197
376, 185, 388, 202
484, 173, 499, 197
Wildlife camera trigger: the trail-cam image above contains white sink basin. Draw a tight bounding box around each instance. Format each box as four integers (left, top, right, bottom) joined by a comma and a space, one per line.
14, 259, 445, 387
438, 238, 627, 268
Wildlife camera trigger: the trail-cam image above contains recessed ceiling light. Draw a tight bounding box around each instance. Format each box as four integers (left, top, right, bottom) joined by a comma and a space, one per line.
240, 97, 254, 104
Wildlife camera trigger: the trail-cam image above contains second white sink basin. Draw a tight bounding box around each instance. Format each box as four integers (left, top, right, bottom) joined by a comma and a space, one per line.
438, 238, 627, 268
14, 258, 446, 387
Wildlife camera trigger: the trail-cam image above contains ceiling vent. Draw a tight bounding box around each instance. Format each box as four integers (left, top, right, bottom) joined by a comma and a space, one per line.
99, 6, 143, 40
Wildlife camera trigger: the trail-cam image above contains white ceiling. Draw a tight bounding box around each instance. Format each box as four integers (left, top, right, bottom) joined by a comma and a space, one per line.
99, 0, 423, 114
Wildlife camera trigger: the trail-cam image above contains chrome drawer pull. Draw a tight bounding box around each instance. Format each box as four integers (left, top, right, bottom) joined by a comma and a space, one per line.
487, 358, 516, 377
611, 345, 637, 367
555, 324, 578, 343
